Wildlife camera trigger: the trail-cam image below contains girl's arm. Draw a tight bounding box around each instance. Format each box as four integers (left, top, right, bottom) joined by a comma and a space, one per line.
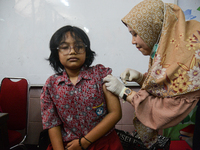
66, 84, 122, 149
83, 84, 122, 147
48, 126, 65, 150
82, 84, 122, 147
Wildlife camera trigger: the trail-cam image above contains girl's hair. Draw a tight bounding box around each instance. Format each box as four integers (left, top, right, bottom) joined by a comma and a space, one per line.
48, 25, 96, 73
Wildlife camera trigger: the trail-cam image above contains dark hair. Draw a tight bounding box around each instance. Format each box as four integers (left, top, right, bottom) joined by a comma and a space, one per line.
48, 25, 96, 73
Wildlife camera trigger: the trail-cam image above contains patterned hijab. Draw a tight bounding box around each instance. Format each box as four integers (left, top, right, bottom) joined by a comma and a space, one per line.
122, 0, 200, 98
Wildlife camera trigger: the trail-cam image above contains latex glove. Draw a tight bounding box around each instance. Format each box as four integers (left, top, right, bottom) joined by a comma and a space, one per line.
103, 75, 126, 98
120, 68, 143, 84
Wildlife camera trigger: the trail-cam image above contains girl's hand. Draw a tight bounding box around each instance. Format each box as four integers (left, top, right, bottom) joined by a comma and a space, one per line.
65, 139, 81, 150
65, 138, 90, 150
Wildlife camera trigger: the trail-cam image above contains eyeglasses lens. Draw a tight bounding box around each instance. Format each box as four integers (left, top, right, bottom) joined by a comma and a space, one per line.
57, 43, 86, 55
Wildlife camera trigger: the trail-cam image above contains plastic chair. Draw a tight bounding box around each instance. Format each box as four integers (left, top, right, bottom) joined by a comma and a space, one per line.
0, 77, 29, 149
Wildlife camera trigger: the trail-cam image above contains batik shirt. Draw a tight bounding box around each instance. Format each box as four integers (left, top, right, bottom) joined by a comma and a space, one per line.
40, 64, 112, 142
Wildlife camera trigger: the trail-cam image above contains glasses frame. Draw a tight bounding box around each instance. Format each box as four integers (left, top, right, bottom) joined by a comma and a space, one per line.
57, 42, 87, 55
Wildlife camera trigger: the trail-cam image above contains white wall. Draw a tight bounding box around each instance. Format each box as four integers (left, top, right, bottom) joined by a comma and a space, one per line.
0, 0, 175, 85
178, 0, 200, 21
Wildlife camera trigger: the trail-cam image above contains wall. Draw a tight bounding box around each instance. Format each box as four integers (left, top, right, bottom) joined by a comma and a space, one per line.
0, 0, 175, 86
178, 0, 200, 22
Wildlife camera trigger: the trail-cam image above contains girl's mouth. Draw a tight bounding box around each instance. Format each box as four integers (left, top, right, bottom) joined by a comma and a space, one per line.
68, 57, 78, 61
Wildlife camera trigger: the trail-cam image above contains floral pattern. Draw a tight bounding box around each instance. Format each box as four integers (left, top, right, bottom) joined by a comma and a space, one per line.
179, 33, 184, 38
187, 66, 200, 82
195, 49, 200, 59
170, 69, 191, 94
170, 38, 176, 44
149, 48, 200, 96
133, 117, 158, 149
146, 29, 200, 97
122, 0, 200, 148
137, 1, 200, 98
186, 43, 196, 50
151, 56, 166, 79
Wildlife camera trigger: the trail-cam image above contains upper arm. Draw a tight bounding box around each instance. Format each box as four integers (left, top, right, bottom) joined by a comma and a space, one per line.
102, 84, 122, 116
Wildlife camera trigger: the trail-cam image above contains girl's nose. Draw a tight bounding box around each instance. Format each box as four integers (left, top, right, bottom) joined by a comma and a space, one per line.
69, 46, 77, 55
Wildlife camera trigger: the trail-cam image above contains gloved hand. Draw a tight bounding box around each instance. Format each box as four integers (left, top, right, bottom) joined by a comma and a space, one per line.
120, 68, 143, 84
103, 75, 126, 98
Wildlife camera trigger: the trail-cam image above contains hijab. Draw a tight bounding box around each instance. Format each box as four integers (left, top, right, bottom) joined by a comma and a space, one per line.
122, 0, 200, 98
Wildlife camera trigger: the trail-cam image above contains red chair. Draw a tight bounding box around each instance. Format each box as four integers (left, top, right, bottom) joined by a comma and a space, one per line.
0, 77, 29, 149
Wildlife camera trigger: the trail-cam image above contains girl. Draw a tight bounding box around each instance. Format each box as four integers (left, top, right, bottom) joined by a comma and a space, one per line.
40, 25, 123, 150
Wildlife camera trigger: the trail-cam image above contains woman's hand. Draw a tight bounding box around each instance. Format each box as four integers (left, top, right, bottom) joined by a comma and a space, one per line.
103, 75, 125, 98
120, 68, 143, 84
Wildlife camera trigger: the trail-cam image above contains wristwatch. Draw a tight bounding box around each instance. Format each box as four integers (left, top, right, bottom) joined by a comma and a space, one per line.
122, 88, 132, 101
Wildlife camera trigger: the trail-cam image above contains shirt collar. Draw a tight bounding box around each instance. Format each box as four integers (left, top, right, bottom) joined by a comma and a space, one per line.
56, 65, 92, 85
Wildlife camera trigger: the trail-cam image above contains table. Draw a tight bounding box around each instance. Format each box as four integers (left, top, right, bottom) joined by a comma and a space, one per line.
0, 113, 9, 150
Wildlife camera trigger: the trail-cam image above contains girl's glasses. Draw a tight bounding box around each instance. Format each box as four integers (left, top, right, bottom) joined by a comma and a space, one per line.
57, 42, 87, 55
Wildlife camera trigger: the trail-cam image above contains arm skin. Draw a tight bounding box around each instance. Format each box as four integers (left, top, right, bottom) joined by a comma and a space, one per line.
66, 84, 122, 150
48, 125, 65, 150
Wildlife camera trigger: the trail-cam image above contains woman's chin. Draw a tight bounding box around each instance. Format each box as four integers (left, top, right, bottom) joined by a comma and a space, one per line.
141, 52, 150, 56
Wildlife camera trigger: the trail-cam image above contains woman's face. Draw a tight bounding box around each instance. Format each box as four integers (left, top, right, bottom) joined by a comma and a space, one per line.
58, 31, 86, 72
128, 26, 152, 56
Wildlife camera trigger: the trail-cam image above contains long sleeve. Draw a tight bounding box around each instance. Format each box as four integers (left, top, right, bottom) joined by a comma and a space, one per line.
131, 89, 200, 130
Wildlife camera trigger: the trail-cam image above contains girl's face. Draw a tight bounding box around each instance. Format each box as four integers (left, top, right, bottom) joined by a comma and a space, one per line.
58, 31, 86, 72
127, 26, 152, 56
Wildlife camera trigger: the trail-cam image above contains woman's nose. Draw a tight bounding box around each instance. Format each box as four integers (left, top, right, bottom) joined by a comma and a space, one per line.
132, 36, 136, 45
